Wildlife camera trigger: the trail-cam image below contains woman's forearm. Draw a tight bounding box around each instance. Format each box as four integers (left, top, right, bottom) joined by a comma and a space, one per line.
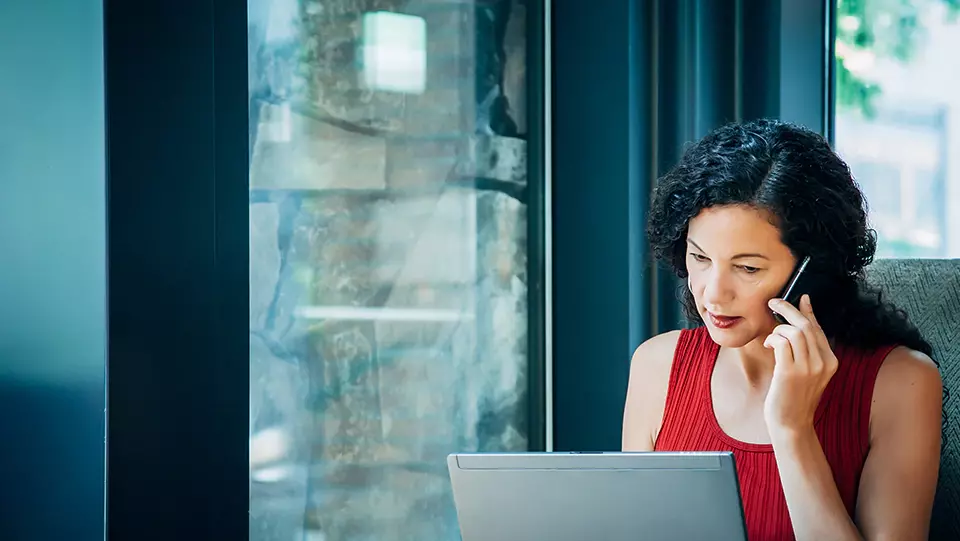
771, 426, 863, 541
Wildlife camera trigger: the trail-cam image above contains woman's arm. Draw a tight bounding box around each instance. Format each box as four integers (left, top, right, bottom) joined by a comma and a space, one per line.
769, 425, 863, 539
766, 296, 941, 540
770, 347, 941, 541
765, 295, 862, 539
621, 331, 679, 451
855, 347, 942, 541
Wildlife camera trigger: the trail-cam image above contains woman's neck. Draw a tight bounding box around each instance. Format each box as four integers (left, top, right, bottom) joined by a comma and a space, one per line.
729, 335, 777, 386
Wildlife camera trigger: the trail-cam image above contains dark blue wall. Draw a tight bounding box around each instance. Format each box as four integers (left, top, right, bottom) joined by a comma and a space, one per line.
0, 1, 106, 539
551, 0, 654, 451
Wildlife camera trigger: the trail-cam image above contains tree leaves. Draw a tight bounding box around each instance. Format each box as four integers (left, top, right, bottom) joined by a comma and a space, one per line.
835, 0, 959, 117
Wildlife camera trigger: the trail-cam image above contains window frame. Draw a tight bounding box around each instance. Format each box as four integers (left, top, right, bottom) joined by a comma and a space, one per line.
104, 0, 255, 537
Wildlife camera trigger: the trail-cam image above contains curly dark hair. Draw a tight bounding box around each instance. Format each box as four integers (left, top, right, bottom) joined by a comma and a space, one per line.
647, 118, 933, 358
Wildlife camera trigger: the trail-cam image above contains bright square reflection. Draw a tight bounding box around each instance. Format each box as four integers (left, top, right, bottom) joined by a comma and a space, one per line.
361, 11, 427, 94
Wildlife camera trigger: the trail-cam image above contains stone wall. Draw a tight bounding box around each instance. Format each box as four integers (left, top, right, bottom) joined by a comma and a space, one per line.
248, 1, 531, 539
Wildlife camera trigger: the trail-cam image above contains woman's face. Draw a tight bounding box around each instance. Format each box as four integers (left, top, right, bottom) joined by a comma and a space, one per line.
685, 205, 798, 348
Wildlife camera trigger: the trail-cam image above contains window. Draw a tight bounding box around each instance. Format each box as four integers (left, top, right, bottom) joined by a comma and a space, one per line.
247, 0, 539, 539
834, 0, 960, 257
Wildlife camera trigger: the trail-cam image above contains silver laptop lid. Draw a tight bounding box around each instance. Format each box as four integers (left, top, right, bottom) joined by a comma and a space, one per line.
448, 451, 747, 541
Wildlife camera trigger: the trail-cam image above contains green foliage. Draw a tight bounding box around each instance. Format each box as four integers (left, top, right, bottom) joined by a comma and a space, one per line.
835, 0, 960, 117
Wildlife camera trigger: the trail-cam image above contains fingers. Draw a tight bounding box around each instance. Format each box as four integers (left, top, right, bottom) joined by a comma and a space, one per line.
767, 294, 838, 380
799, 294, 832, 355
771, 324, 810, 369
768, 297, 805, 328
764, 332, 795, 368
769, 296, 828, 353
798, 294, 816, 323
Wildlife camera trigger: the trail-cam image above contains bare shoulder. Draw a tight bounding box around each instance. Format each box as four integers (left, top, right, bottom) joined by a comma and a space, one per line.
622, 330, 682, 451
875, 346, 942, 399
856, 347, 942, 538
633, 329, 684, 364
629, 330, 683, 392
870, 346, 943, 439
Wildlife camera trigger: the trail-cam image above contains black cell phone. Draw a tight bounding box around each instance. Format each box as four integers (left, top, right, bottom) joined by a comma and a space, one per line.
773, 255, 812, 324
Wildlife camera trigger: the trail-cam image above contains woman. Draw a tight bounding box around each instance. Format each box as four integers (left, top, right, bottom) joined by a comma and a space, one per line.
622, 119, 943, 540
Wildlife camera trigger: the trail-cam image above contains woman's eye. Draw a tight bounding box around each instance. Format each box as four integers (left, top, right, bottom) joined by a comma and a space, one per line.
738, 265, 760, 274
690, 253, 708, 262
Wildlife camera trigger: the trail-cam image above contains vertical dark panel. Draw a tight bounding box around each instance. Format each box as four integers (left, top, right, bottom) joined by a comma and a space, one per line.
779, 0, 830, 134
0, 1, 106, 539
654, 0, 694, 334
739, 0, 829, 134
655, 0, 694, 174
104, 0, 248, 538
824, 0, 838, 144
629, 1, 656, 358
552, 0, 653, 452
693, 0, 738, 137
739, 0, 781, 122
526, 0, 548, 452
212, 0, 251, 530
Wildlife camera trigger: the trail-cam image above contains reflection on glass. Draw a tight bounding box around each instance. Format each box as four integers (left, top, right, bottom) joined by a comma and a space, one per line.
247, 0, 532, 539
834, 0, 960, 257
361, 11, 427, 94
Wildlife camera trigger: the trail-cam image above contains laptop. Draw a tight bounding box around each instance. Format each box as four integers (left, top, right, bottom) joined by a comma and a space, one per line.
447, 451, 747, 541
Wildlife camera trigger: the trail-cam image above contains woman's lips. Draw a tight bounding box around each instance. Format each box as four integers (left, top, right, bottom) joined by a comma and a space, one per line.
707, 312, 743, 329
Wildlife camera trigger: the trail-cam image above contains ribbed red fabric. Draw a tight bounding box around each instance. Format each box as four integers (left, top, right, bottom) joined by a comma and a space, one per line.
654, 326, 896, 541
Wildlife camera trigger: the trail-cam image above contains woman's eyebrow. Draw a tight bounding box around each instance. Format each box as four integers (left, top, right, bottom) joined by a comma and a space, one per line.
686, 238, 769, 260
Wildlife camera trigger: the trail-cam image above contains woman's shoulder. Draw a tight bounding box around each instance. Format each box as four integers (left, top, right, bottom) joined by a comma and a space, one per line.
630, 328, 693, 376
876, 346, 939, 377
632, 329, 684, 362
623, 330, 683, 450
628, 330, 683, 387
628, 327, 710, 378
837, 342, 941, 393
629, 330, 689, 391
873, 346, 941, 402
870, 346, 942, 439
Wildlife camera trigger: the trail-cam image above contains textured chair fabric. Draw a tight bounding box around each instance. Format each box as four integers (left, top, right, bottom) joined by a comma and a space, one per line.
865, 259, 960, 539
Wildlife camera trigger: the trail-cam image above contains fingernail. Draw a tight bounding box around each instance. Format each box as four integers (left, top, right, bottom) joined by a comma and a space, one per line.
768, 299, 779, 308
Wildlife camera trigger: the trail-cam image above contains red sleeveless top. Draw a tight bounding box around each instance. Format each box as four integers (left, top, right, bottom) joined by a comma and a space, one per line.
654, 326, 896, 541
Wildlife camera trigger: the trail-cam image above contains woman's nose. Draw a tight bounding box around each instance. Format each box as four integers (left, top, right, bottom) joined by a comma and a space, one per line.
702, 271, 734, 307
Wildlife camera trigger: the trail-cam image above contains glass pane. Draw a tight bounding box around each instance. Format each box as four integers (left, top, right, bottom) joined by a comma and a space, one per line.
834, 0, 959, 258
247, 1, 534, 539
